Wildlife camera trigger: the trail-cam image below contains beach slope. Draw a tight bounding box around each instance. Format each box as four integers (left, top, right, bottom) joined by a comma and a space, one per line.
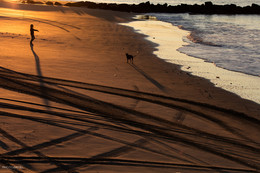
0, 2, 260, 172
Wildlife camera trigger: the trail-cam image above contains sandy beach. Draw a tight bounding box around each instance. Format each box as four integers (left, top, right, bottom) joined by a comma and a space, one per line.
0, 1, 260, 172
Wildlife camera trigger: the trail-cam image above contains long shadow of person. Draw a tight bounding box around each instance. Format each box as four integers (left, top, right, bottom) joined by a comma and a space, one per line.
30, 43, 50, 109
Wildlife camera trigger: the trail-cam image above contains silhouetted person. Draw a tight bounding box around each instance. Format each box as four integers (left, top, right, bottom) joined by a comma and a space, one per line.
30, 24, 39, 45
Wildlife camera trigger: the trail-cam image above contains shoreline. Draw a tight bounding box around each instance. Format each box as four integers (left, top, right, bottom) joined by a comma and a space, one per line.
1, 0, 259, 121
121, 16, 260, 104
1, 3, 260, 172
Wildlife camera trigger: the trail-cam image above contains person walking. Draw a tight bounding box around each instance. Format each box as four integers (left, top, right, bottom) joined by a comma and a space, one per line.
30, 24, 39, 45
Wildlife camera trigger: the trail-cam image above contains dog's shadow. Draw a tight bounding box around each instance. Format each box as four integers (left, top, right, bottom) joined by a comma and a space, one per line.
129, 63, 166, 92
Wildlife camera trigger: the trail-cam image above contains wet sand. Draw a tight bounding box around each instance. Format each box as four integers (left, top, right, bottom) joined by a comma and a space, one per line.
122, 19, 260, 104
0, 1, 260, 172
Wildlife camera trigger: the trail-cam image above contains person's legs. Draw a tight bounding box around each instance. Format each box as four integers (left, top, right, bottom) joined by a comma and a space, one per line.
30, 36, 35, 44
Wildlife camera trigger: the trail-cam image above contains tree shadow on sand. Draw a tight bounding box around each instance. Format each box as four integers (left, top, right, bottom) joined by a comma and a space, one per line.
30, 43, 50, 109
0, 65, 260, 172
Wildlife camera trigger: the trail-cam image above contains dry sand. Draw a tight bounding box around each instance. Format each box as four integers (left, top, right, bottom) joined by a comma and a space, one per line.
0, 1, 260, 172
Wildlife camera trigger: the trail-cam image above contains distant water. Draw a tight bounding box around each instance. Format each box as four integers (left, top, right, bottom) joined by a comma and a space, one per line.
74, 0, 260, 102
130, 12, 260, 103
122, 17, 260, 104
74, 2, 260, 77
152, 13, 260, 77
118, 0, 260, 103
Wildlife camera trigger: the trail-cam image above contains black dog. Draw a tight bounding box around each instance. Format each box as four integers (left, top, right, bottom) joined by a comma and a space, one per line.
126, 53, 134, 63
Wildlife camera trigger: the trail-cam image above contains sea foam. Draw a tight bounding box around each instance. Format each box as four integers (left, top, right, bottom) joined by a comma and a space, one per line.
121, 16, 260, 104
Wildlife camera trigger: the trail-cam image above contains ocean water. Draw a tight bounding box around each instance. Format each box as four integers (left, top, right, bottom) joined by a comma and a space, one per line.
122, 17, 260, 104
120, 2, 260, 103
84, 1, 260, 77
141, 13, 260, 104
73, 0, 260, 103
152, 13, 260, 77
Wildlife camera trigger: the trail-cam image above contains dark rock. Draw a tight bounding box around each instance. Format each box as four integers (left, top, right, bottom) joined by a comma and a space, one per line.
54, 2, 62, 6
26, 0, 44, 4
64, 1, 260, 15
46, 1, 53, 5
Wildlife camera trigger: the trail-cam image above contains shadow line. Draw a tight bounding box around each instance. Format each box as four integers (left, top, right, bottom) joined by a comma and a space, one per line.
1, 74, 259, 152
30, 43, 50, 109
0, 127, 67, 172
1, 67, 260, 170
130, 64, 166, 92
0, 140, 9, 150
1, 65, 259, 129
2, 157, 257, 173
